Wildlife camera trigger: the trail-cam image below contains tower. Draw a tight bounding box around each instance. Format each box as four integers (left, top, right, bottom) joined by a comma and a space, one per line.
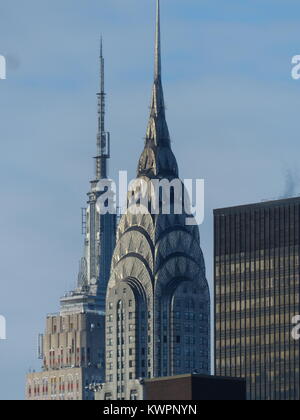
80, 38, 116, 312
100, 0, 210, 401
214, 198, 300, 400
25, 43, 116, 400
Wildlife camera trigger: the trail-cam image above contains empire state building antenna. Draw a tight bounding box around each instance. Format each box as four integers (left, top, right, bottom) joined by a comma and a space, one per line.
95, 37, 110, 180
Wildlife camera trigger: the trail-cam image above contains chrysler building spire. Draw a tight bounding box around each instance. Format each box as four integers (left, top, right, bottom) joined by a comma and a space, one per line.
151, 0, 165, 119
138, 0, 179, 179
100, 1, 210, 400
155, 0, 161, 80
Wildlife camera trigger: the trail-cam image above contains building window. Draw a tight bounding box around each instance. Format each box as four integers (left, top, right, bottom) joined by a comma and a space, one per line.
130, 390, 138, 400
175, 360, 181, 367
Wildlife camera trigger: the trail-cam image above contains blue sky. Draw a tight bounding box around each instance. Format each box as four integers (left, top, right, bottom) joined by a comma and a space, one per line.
1, 0, 300, 400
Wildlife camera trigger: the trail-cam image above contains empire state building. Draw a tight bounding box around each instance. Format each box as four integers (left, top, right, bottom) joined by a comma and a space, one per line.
25, 41, 116, 401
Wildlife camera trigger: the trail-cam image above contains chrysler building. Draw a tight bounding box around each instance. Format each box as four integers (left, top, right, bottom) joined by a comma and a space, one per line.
25, 42, 116, 400
100, 0, 210, 401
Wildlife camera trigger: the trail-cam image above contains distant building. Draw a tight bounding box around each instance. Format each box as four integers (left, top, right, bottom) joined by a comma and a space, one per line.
26, 311, 104, 400
214, 197, 300, 400
99, 0, 210, 400
95, 374, 246, 401
26, 42, 116, 401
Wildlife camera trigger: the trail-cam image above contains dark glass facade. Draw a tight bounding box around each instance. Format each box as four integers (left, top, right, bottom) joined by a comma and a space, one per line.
214, 198, 300, 400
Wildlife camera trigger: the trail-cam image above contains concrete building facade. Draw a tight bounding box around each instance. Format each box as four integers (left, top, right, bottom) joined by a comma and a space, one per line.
26, 311, 104, 400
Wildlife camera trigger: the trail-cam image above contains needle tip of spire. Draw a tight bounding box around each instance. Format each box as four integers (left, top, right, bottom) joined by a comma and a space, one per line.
100, 36, 103, 58
155, 0, 161, 79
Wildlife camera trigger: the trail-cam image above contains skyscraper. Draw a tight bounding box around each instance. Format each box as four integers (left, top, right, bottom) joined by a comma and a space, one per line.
214, 198, 300, 400
25, 42, 116, 401
80, 38, 116, 314
99, 0, 210, 401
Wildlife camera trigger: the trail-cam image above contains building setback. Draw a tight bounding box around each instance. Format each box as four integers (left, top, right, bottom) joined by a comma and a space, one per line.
214, 197, 300, 400
26, 41, 116, 401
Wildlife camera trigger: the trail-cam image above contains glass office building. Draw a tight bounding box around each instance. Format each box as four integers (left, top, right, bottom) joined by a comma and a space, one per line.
214, 198, 300, 400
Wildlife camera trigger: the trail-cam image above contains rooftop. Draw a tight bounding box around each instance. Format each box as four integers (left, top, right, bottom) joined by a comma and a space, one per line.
214, 195, 300, 215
